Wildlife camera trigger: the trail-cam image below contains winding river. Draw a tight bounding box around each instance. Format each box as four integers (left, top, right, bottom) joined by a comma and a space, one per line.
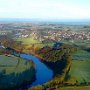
20, 54, 53, 87
1, 46, 53, 88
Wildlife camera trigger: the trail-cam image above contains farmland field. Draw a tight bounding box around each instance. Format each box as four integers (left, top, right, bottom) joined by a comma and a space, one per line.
0, 55, 34, 74
15, 37, 54, 48
16, 38, 41, 44
59, 86, 90, 90
67, 60, 90, 84
72, 50, 90, 60
0, 55, 35, 89
74, 40, 90, 48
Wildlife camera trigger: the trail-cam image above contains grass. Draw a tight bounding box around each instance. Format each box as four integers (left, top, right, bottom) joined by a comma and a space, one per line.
15, 37, 54, 48
72, 40, 90, 48
72, 50, 90, 60
59, 86, 90, 90
0, 55, 18, 66
0, 55, 34, 74
60, 40, 90, 48
0, 55, 35, 89
16, 38, 41, 44
67, 60, 90, 84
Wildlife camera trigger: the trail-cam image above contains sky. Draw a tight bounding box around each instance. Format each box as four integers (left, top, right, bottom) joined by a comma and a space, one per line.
0, 0, 90, 21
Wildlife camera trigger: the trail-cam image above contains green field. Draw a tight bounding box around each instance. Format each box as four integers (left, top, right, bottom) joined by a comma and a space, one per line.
0, 55, 18, 66
0, 55, 35, 89
58, 86, 90, 90
16, 38, 41, 44
0, 55, 33, 74
67, 60, 90, 84
74, 40, 90, 48
72, 50, 90, 60
60, 40, 90, 48
15, 37, 54, 48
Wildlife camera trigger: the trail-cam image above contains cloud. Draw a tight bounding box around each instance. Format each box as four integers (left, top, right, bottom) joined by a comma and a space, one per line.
0, 0, 90, 19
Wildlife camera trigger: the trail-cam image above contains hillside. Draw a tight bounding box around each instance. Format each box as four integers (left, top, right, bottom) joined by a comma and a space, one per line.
0, 55, 35, 89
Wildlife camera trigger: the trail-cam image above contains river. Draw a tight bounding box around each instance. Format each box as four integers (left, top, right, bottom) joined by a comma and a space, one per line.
2, 45, 53, 89
20, 54, 53, 88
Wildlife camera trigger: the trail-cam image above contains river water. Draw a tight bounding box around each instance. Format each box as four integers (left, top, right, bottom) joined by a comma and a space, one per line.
20, 54, 53, 87
1, 45, 53, 89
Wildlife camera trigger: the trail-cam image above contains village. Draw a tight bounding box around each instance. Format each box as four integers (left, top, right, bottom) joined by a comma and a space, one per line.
0, 23, 90, 43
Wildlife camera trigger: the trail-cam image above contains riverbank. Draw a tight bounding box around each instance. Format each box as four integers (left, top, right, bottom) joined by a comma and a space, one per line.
1, 43, 78, 90
28, 52, 72, 90
20, 53, 53, 88
0, 46, 54, 89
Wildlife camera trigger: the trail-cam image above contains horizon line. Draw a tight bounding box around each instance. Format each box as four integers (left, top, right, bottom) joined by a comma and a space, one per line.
0, 18, 90, 23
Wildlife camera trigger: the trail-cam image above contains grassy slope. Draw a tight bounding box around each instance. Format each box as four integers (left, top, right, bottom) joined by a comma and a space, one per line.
0, 55, 35, 89
0, 55, 34, 74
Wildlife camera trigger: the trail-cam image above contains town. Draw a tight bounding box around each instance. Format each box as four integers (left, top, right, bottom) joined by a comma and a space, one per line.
0, 23, 90, 43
